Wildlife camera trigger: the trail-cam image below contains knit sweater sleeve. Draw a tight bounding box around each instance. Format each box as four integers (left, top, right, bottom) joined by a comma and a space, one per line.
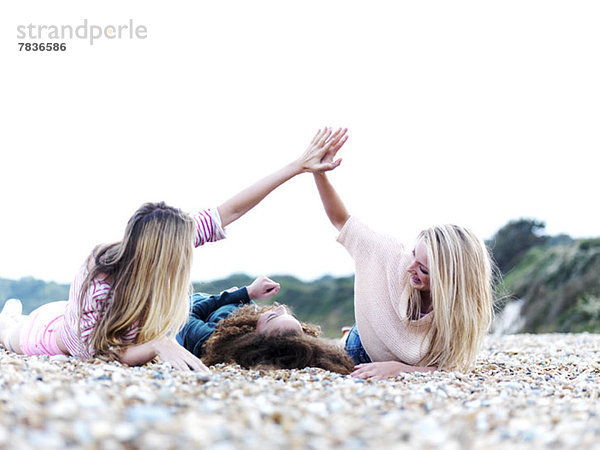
336, 216, 431, 364
337, 216, 405, 263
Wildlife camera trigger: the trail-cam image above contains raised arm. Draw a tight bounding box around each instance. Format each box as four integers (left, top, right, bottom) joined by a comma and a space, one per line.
313, 172, 350, 231
311, 128, 350, 231
217, 128, 343, 227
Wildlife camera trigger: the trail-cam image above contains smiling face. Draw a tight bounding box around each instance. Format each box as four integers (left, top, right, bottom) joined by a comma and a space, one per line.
407, 239, 431, 292
255, 305, 303, 336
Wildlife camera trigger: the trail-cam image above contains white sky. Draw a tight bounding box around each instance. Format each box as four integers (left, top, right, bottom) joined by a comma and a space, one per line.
1, 1, 599, 285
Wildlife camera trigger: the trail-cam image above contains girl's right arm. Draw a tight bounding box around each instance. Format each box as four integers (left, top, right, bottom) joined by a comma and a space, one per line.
313, 129, 351, 231
118, 338, 209, 371
313, 172, 350, 231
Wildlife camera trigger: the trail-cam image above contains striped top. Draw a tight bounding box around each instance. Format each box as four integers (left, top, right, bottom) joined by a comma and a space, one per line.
60, 208, 226, 359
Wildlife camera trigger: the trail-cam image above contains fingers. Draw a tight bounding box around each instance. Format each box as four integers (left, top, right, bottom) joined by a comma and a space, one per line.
264, 279, 280, 290
185, 354, 209, 372
311, 128, 330, 146
317, 128, 333, 147
311, 127, 348, 149
310, 128, 323, 145
350, 363, 382, 380
263, 285, 280, 299
350, 368, 372, 379
158, 340, 208, 372
326, 130, 348, 157
330, 134, 348, 154
254, 276, 281, 300
176, 344, 209, 372
170, 359, 190, 371
326, 128, 346, 145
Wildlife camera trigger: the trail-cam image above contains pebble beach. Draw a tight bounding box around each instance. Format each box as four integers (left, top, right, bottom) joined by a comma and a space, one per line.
1, 333, 600, 449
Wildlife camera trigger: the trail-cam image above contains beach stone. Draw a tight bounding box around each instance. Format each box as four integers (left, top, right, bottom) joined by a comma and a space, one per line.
2, 334, 600, 448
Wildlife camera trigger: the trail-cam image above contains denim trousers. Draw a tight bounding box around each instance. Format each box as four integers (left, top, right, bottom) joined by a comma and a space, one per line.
344, 324, 372, 364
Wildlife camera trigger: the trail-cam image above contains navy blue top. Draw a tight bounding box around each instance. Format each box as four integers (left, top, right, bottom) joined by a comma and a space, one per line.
176, 288, 252, 358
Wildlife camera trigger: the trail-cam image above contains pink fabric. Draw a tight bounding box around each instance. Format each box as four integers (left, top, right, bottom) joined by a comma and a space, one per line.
19, 301, 68, 356
59, 208, 226, 358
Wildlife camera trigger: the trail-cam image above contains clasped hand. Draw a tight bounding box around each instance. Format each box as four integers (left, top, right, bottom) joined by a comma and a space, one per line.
298, 127, 349, 173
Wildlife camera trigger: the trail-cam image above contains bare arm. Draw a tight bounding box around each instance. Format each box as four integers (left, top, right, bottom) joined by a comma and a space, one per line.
118, 338, 208, 371
311, 128, 350, 231
218, 162, 304, 228
313, 172, 350, 231
351, 361, 438, 379
217, 128, 343, 228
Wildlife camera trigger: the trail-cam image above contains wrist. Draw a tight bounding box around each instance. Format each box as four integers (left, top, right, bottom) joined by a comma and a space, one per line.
150, 337, 167, 353
288, 159, 305, 176
244, 285, 256, 301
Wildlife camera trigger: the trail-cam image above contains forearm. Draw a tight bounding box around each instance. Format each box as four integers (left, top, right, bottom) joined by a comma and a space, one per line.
218, 161, 303, 227
313, 172, 350, 231
190, 289, 250, 320
118, 340, 159, 366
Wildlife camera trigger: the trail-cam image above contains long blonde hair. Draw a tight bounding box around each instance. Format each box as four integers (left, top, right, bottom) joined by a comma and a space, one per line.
407, 224, 494, 371
80, 202, 194, 360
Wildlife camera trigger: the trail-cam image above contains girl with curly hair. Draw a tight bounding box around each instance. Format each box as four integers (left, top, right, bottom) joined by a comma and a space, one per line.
176, 276, 355, 374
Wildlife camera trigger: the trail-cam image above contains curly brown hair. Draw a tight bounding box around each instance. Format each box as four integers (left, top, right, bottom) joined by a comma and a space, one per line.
202, 305, 355, 374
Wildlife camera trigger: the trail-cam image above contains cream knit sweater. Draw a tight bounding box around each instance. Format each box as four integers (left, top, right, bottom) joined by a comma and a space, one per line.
338, 216, 433, 365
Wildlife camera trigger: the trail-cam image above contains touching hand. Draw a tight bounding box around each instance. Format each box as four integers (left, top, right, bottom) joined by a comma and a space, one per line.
247, 275, 280, 300
298, 127, 348, 173
321, 128, 348, 166
351, 361, 409, 380
153, 338, 209, 372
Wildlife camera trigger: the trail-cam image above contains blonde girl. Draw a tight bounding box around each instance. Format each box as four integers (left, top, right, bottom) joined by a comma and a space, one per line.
314, 129, 494, 379
0, 128, 340, 370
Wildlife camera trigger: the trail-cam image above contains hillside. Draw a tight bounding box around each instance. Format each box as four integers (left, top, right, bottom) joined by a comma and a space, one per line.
2, 219, 599, 337
501, 238, 600, 333
0, 274, 355, 338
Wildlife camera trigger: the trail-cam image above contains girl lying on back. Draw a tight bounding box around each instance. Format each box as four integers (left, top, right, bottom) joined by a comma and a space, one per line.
176, 276, 355, 374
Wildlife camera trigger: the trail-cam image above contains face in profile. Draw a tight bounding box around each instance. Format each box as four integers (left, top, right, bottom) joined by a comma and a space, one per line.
255, 305, 303, 336
407, 239, 430, 292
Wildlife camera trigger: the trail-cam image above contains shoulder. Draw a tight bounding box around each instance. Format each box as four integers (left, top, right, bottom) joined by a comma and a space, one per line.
192, 208, 226, 246
338, 216, 406, 255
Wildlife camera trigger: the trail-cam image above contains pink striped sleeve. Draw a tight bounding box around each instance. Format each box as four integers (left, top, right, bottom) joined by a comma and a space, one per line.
78, 279, 111, 337
193, 208, 226, 247
121, 319, 139, 343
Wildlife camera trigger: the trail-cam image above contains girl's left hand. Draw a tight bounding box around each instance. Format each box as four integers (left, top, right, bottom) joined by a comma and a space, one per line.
247, 275, 280, 300
351, 361, 413, 379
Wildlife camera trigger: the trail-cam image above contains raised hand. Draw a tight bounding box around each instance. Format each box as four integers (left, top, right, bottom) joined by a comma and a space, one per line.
321, 128, 348, 166
297, 127, 348, 173
247, 275, 280, 301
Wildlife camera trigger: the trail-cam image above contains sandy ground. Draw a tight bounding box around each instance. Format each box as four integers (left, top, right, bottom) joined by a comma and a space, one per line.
1, 333, 600, 449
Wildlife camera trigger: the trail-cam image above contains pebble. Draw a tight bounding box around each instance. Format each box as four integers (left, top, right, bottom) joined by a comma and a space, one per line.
1, 334, 600, 448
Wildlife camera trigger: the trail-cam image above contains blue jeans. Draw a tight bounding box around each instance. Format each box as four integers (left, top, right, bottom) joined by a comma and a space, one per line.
344, 324, 372, 364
